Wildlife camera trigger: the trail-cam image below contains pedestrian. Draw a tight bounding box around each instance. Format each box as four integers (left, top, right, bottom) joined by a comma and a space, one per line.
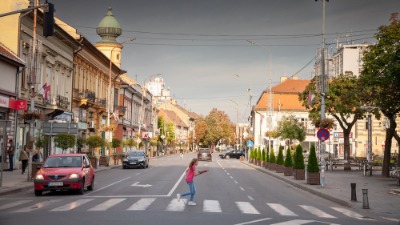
19, 146, 29, 174
32, 147, 42, 162
6, 139, 15, 171
176, 158, 208, 206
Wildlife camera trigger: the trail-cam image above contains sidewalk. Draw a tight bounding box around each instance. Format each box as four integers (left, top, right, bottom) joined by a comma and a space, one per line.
243, 161, 400, 220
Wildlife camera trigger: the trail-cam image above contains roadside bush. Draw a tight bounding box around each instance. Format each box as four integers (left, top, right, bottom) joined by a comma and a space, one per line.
293, 144, 305, 169
276, 145, 284, 165
307, 144, 319, 173
269, 148, 276, 164
284, 147, 293, 167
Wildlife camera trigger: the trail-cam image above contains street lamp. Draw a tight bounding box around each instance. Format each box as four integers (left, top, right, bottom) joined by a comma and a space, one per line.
107, 38, 135, 143
360, 106, 379, 176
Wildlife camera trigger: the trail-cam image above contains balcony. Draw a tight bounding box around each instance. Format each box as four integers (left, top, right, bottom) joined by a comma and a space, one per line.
114, 105, 127, 117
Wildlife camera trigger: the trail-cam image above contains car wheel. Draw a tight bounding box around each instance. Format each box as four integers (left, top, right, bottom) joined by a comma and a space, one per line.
77, 180, 85, 195
226, 155, 230, 159
87, 177, 94, 191
123, 165, 126, 169
34, 190, 42, 196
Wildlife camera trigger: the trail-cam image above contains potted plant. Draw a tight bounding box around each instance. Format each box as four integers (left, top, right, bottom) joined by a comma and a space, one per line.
293, 144, 305, 180
21, 111, 42, 121
111, 138, 121, 164
264, 147, 270, 169
260, 148, 266, 167
275, 145, 285, 173
256, 148, 261, 166
269, 148, 276, 171
307, 144, 320, 185
284, 147, 293, 176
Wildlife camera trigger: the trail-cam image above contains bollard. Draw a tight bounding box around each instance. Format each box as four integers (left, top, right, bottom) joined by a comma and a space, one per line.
362, 189, 370, 209
351, 183, 357, 201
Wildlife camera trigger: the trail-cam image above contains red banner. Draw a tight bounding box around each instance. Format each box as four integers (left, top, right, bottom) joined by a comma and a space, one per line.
9, 99, 27, 110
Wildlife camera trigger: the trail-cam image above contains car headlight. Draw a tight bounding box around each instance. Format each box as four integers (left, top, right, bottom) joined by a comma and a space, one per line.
35, 174, 44, 180
123, 159, 128, 162
69, 174, 79, 179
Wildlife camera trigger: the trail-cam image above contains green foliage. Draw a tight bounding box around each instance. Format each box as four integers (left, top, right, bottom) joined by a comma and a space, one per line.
266, 147, 270, 162
123, 138, 137, 149
256, 148, 261, 160
35, 132, 50, 149
276, 146, 284, 165
86, 135, 106, 154
261, 148, 266, 161
293, 144, 305, 169
76, 136, 86, 148
307, 144, 319, 173
53, 133, 76, 153
284, 147, 293, 167
275, 115, 306, 143
111, 138, 121, 151
269, 149, 276, 164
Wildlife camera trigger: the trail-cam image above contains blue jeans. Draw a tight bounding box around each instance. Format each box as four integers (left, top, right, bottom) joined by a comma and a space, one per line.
181, 182, 196, 202
8, 153, 14, 171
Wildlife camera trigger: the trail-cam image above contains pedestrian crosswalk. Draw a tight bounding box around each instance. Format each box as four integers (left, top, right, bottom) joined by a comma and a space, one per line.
0, 198, 373, 221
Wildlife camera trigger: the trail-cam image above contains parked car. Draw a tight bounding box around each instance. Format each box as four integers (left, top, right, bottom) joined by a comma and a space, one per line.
33, 154, 95, 196
219, 150, 245, 159
123, 150, 149, 169
197, 148, 212, 161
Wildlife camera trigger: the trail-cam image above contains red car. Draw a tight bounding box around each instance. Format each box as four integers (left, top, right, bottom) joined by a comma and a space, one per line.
33, 154, 95, 196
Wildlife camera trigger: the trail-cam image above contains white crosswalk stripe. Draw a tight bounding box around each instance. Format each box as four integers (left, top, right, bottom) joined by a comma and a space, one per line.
51, 199, 94, 212
127, 198, 156, 211
236, 201, 260, 214
0, 200, 32, 210
299, 205, 336, 218
203, 200, 222, 213
13, 199, 61, 213
166, 198, 186, 211
267, 203, 298, 216
88, 198, 126, 211
331, 207, 375, 220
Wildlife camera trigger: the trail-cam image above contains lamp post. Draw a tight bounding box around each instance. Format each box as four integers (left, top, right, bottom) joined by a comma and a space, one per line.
360, 106, 378, 176
107, 38, 135, 143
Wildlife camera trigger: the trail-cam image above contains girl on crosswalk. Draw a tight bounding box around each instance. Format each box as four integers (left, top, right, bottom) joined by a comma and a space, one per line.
177, 158, 207, 206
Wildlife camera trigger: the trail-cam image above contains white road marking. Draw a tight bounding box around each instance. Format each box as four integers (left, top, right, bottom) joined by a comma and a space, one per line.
88, 198, 126, 211
229, 176, 234, 179
167, 170, 186, 197
14, 199, 61, 212
203, 200, 222, 213
0, 200, 32, 210
239, 187, 245, 191
166, 198, 186, 211
299, 205, 335, 218
131, 181, 152, 188
269, 219, 315, 225
51, 199, 93, 211
331, 207, 375, 220
87, 177, 131, 194
234, 218, 271, 225
267, 203, 298, 216
247, 195, 254, 201
236, 202, 260, 214
127, 198, 156, 210
234, 180, 238, 184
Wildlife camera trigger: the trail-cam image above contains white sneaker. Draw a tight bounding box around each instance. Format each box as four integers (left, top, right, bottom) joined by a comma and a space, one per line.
177, 194, 181, 202
188, 201, 197, 206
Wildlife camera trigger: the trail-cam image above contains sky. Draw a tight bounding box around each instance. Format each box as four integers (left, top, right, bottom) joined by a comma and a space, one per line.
47, 0, 399, 123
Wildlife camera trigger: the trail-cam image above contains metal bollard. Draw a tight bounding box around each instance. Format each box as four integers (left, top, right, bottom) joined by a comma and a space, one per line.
351, 183, 357, 201
362, 189, 370, 209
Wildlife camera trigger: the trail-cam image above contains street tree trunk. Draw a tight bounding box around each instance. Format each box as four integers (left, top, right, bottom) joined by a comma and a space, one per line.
382, 115, 396, 177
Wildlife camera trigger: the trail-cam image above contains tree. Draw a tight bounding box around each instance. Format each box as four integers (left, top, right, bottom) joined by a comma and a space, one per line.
76, 136, 86, 153
307, 144, 319, 173
276, 145, 284, 166
86, 135, 106, 156
275, 115, 306, 145
358, 15, 400, 177
111, 138, 121, 153
293, 144, 305, 170
123, 138, 137, 151
269, 149, 276, 164
53, 133, 76, 153
299, 73, 364, 161
284, 147, 293, 167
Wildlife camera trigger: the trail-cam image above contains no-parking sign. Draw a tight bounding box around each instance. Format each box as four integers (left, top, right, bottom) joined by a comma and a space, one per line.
317, 128, 330, 142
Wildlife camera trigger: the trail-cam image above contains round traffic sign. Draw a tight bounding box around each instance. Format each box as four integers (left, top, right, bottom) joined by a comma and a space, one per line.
317, 128, 330, 142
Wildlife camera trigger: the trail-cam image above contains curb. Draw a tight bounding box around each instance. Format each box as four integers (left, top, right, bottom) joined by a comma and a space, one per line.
242, 161, 351, 207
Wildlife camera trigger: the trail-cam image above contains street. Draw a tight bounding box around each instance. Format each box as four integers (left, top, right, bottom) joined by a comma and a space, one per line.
0, 153, 395, 225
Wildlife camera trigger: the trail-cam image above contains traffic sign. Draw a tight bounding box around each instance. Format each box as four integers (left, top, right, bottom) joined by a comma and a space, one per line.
317, 128, 330, 142
246, 140, 254, 148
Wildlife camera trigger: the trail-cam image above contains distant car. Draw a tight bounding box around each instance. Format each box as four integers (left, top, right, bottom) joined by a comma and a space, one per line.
197, 148, 212, 161
33, 154, 95, 196
219, 150, 245, 159
123, 151, 149, 169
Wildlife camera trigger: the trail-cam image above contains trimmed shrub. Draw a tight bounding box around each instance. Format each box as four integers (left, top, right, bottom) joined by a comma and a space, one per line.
293, 144, 305, 169
269, 148, 276, 164
307, 144, 320, 173
276, 146, 284, 165
266, 146, 270, 162
284, 147, 293, 167
261, 148, 266, 161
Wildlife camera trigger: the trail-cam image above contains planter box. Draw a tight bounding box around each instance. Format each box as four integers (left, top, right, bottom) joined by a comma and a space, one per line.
293, 169, 305, 180
269, 163, 276, 171
99, 156, 109, 166
275, 164, 284, 173
284, 166, 293, 176
307, 172, 320, 185
264, 162, 269, 169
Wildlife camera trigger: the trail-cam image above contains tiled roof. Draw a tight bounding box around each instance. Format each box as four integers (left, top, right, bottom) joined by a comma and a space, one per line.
158, 109, 187, 128
255, 79, 310, 111
0, 43, 25, 66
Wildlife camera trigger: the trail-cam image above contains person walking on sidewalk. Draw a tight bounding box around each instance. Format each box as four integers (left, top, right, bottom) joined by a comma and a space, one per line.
19, 146, 29, 174
177, 158, 208, 206
6, 139, 15, 171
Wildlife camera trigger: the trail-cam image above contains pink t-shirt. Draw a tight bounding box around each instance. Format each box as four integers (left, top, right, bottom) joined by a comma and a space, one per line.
186, 165, 195, 182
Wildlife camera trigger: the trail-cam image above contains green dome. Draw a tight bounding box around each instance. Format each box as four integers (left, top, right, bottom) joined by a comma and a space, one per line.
96, 7, 122, 43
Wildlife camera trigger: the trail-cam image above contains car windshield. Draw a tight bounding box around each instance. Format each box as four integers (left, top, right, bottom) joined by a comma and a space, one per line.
128, 151, 145, 157
43, 156, 82, 168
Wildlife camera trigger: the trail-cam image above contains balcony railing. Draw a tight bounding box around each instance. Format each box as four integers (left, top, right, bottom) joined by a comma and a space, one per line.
114, 105, 127, 115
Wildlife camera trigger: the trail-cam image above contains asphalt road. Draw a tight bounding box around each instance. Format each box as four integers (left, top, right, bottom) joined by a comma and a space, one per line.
0, 153, 394, 225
